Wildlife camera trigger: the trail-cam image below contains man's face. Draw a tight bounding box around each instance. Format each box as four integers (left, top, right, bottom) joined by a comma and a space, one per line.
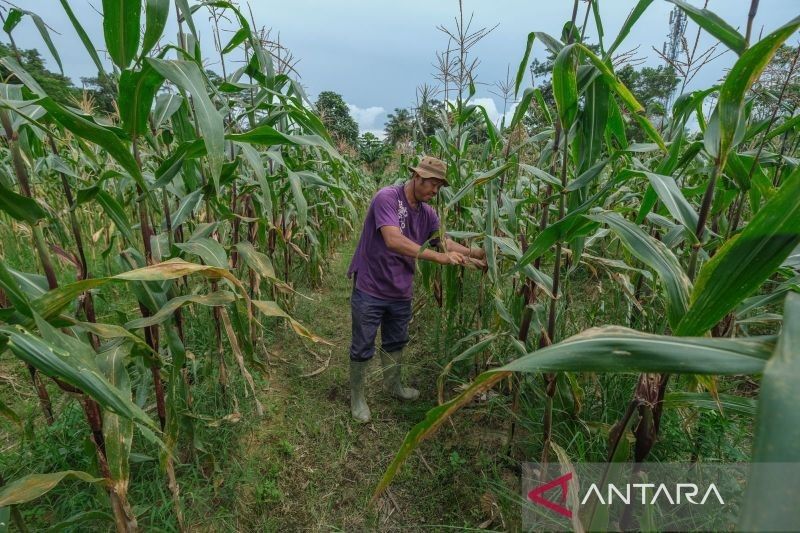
415, 175, 446, 202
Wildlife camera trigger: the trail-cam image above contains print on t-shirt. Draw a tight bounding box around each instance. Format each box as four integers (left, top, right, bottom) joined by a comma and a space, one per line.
397, 198, 408, 235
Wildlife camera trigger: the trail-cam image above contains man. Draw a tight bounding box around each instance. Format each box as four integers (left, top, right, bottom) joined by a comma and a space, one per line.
346, 155, 486, 422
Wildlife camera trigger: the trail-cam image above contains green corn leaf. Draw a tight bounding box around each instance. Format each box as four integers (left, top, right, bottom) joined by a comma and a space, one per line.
222, 27, 249, 55
552, 44, 578, 130
437, 334, 498, 404
489, 236, 554, 297
125, 292, 235, 329
153, 92, 183, 129
514, 32, 536, 97
58, 0, 106, 76
676, 167, 800, 336
534, 31, 564, 55
97, 340, 134, 502
520, 163, 561, 189
31, 258, 248, 321
95, 190, 136, 246
288, 170, 308, 228
643, 171, 698, 230
235, 241, 276, 280
587, 211, 691, 330
153, 140, 205, 187
2, 8, 22, 33
102, 0, 142, 69
370, 370, 511, 504
141, 0, 170, 59
672, 87, 718, 126
0, 471, 104, 507
31, 279, 106, 321
591, 0, 605, 53
606, 97, 629, 148
66, 319, 157, 360
175, 0, 198, 41
175, 237, 228, 269
577, 44, 666, 150
500, 327, 772, 374
3, 9, 64, 75
605, 0, 654, 58
1, 326, 157, 431
740, 292, 800, 531
515, 215, 598, 273
579, 77, 610, 171
663, 392, 756, 417
0, 56, 46, 96
36, 97, 146, 190
170, 189, 203, 228
715, 16, 800, 164
473, 104, 501, 146
228, 126, 342, 161
372, 327, 773, 502
485, 180, 498, 282
252, 300, 329, 344
6, 9, 64, 74
533, 87, 553, 126
565, 158, 609, 192
0, 180, 48, 223
147, 59, 224, 186
0, 259, 33, 317
446, 163, 513, 208
508, 88, 535, 131
667, 0, 746, 55
118, 64, 164, 140
763, 113, 800, 143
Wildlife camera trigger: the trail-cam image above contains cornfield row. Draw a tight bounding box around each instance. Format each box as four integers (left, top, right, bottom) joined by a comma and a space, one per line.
0, 1, 367, 531
372, 2, 800, 531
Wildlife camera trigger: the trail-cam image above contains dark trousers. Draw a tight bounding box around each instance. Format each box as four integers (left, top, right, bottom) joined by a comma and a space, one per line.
349, 287, 412, 362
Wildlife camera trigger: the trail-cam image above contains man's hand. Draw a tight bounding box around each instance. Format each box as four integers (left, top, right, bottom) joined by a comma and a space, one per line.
438, 251, 467, 266
466, 257, 488, 270
469, 247, 487, 260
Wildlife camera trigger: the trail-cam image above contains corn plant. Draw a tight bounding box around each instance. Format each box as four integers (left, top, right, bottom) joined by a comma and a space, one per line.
375, 2, 800, 530
0, 1, 366, 530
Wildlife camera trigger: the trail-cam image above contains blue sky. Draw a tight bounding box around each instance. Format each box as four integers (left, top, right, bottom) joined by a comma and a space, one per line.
3, 1, 798, 137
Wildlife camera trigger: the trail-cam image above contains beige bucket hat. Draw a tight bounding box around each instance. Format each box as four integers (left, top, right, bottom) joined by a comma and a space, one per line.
408, 155, 449, 186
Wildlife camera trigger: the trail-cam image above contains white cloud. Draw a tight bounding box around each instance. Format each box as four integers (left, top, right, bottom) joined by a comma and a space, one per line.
470, 97, 518, 127
347, 103, 386, 135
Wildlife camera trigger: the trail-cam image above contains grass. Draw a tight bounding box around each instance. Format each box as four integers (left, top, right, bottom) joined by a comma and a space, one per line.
1, 235, 518, 531
0, 230, 757, 531
204, 237, 518, 530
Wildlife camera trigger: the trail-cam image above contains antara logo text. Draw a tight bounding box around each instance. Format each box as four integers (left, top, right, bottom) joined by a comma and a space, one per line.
527, 472, 725, 519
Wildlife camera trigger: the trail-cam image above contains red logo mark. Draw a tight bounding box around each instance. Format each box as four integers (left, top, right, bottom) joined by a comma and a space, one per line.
527, 472, 573, 518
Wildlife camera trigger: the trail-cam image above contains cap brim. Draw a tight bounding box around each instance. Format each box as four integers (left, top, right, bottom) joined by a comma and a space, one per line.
408, 165, 449, 186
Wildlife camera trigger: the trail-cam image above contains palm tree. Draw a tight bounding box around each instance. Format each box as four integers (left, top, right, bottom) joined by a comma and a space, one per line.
358, 132, 388, 174
384, 108, 414, 146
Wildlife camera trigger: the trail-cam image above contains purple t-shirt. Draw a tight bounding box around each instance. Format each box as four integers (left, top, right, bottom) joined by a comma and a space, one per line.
347, 185, 440, 300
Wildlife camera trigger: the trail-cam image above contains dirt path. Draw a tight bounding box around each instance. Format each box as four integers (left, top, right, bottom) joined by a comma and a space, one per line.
221, 238, 511, 531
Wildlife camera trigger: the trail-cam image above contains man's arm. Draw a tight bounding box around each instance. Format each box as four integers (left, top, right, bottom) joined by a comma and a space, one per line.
380, 226, 466, 265
443, 237, 486, 260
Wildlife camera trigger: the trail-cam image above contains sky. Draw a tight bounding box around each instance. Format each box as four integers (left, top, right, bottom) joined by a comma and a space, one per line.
3, 1, 799, 138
